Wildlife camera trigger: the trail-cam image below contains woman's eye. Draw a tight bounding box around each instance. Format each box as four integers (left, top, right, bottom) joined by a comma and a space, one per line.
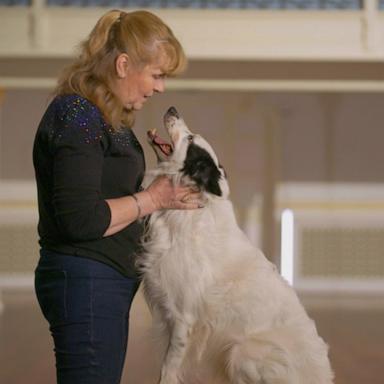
153, 74, 165, 80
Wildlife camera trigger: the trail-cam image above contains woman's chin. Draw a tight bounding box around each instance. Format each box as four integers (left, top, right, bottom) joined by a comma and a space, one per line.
125, 99, 146, 111
132, 102, 145, 111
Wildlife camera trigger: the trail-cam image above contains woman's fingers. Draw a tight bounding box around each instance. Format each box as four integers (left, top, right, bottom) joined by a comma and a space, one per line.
172, 199, 204, 210
176, 191, 204, 209
147, 175, 204, 210
175, 185, 199, 197
180, 191, 201, 203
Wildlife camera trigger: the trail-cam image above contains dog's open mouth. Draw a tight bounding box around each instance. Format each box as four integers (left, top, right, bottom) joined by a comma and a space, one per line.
147, 129, 174, 158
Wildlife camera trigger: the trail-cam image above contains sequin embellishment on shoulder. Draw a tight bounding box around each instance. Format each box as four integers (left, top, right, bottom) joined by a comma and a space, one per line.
106, 125, 143, 152
51, 94, 104, 146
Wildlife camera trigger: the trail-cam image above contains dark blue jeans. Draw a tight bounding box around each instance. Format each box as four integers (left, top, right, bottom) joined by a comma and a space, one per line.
35, 250, 140, 384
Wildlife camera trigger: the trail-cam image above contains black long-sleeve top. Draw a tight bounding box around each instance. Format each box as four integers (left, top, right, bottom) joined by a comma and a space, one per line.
33, 94, 145, 277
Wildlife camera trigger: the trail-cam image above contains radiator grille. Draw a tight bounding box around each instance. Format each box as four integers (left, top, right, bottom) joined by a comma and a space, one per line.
300, 227, 384, 278
0, 224, 39, 273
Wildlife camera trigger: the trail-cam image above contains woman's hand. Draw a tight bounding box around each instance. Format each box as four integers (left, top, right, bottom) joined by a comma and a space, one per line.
104, 176, 203, 237
146, 175, 203, 211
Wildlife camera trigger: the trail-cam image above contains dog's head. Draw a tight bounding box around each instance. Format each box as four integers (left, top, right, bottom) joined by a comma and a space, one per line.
147, 107, 229, 198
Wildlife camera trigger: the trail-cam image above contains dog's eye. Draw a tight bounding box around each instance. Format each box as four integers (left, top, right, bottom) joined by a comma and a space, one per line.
187, 135, 194, 143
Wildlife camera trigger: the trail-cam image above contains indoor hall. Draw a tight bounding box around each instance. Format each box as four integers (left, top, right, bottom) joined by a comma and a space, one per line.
1, 1, 384, 383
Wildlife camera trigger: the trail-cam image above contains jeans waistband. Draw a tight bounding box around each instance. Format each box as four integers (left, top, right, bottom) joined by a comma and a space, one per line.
37, 249, 133, 280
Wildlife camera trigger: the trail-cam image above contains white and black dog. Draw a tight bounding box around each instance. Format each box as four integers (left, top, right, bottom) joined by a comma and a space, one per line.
140, 107, 334, 384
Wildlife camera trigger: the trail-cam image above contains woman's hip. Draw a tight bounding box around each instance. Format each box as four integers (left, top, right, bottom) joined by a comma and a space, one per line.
35, 249, 140, 325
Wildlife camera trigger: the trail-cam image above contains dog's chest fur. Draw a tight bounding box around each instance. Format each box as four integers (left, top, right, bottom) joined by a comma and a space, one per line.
141, 198, 255, 317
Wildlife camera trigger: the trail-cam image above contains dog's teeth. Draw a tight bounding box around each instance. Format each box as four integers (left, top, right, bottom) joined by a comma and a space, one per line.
151, 128, 157, 135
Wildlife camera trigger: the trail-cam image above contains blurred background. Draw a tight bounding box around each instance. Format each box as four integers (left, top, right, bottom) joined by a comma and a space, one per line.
1, 1, 384, 383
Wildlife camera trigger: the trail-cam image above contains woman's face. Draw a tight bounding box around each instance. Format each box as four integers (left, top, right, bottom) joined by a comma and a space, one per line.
114, 54, 166, 111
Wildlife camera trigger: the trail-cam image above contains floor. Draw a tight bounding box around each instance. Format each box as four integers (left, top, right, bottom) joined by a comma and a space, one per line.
0, 289, 383, 384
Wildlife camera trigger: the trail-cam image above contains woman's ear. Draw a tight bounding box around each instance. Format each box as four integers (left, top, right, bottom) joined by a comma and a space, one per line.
115, 53, 130, 79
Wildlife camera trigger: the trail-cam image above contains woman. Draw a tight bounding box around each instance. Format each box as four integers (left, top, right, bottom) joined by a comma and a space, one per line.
33, 9, 200, 384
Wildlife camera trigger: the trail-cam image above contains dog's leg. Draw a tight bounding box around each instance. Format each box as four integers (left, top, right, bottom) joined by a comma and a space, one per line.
159, 317, 193, 384
226, 339, 277, 384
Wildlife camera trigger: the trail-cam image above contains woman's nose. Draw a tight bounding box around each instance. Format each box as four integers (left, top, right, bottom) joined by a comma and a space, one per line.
154, 79, 165, 93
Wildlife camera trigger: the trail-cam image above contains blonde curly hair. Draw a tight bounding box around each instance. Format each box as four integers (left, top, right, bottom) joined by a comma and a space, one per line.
56, 9, 187, 130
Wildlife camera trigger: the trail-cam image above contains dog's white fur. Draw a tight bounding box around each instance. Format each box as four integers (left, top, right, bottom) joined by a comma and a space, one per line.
140, 108, 334, 384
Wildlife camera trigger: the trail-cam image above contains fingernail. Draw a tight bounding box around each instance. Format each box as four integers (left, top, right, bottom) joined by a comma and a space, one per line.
198, 203, 205, 208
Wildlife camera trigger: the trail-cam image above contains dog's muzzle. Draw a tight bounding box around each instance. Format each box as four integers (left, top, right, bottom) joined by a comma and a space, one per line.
166, 106, 179, 119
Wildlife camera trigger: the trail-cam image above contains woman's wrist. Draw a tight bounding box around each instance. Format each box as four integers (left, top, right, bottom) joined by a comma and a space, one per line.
132, 190, 158, 217
130, 194, 142, 220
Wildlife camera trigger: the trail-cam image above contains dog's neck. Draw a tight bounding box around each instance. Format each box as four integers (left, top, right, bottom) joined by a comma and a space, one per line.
147, 196, 240, 244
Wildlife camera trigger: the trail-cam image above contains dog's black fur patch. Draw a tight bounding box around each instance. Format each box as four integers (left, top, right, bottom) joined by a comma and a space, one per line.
181, 143, 222, 196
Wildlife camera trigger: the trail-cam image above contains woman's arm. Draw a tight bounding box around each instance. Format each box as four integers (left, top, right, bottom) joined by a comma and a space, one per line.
104, 175, 201, 237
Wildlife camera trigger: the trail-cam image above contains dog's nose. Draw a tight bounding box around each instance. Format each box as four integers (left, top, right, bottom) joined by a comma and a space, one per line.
167, 106, 179, 118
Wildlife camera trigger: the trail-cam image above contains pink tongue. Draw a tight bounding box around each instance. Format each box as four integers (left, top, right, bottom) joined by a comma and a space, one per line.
153, 135, 170, 146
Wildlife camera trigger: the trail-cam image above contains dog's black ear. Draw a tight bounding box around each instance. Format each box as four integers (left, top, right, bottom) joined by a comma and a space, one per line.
181, 143, 222, 196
